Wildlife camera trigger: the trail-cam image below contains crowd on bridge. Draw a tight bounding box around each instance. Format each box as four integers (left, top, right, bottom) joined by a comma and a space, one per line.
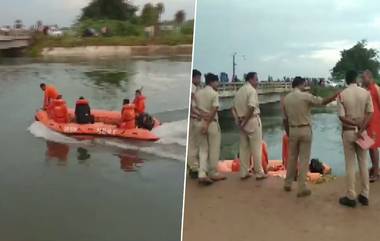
188, 69, 380, 208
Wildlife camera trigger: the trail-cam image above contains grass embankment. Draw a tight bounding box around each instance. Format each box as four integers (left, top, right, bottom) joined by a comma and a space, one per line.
27, 19, 194, 57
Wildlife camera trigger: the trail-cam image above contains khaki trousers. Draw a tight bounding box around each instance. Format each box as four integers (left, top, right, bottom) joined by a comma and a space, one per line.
187, 119, 199, 171
239, 118, 264, 177
194, 120, 221, 178
342, 130, 369, 199
284, 126, 312, 192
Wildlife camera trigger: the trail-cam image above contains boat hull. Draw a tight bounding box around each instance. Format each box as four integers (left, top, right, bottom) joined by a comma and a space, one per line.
35, 109, 160, 141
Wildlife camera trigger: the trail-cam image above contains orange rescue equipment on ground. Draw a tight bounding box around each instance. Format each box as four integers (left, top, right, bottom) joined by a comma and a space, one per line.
217, 142, 268, 173
120, 104, 136, 129
43, 85, 59, 109
49, 99, 69, 123
217, 135, 332, 184
133, 95, 146, 115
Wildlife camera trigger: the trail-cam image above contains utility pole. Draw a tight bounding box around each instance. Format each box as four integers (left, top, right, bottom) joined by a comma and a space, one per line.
232, 52, 237, 82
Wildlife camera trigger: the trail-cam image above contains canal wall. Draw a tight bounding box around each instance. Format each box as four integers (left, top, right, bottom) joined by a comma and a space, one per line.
41, 44, 192, 58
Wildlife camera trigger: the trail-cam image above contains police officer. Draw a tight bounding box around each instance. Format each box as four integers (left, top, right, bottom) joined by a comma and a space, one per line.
283, 76, 337, 197
232, 72, 267, 180
337, 70, 373, 207
194, 73, 226, 185
187, 69, 202, 179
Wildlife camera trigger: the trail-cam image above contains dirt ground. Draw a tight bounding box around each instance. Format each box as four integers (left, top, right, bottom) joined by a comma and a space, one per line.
183, 174, 380, 241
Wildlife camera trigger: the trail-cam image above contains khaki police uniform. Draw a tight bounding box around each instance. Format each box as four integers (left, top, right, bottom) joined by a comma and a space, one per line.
193, 85, 221, 178
233, 83, 265, 177
187, 83, 200, 172
284, 88, 323, 192
338, 83, 373, 200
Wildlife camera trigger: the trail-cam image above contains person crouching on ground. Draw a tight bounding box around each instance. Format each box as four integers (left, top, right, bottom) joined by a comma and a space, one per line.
194, 73, 226, 185
283, 76, 338, 197
232, 72, 267, 180
338, 70, 373, 207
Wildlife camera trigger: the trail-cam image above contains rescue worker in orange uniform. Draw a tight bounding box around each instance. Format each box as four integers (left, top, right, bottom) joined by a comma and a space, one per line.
40, 83, 59, 110
120, 99, 136, 129
50, 97, 69, 123
133, 89, 146, 116
75, 96, 94, 124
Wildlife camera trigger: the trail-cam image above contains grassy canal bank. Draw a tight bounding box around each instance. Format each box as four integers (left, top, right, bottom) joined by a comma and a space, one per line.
27, 34, 193, 57
26, 18, 194, 57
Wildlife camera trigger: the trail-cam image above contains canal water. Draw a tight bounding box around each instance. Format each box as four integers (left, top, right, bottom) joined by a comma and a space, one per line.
0, 57, 190, 241
219, 105, 350, 176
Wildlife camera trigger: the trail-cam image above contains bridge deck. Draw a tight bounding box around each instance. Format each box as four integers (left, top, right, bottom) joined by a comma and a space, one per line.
217, 82, 294, 110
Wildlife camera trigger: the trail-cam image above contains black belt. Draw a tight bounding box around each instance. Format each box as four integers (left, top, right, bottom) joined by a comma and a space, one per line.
194, 118, 217, 122
290, 124, 310, 128
238, 115, 260, 121
342, 126, 357, 131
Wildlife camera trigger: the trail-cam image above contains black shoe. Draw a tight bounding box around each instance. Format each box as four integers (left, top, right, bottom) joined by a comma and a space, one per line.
189, 170, 198, 179
358, 194, 369, 206
339, 196, 356, 208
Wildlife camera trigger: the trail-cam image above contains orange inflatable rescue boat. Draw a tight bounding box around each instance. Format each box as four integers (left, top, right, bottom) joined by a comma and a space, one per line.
35, 107, 160, 141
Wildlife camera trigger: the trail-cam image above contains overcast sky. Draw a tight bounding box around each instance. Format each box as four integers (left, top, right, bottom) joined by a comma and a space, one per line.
193, 0, 380, 79
0, 0, 195, 27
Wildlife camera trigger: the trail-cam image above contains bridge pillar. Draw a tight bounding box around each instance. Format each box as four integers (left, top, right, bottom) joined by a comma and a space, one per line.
0, 47, 26, 57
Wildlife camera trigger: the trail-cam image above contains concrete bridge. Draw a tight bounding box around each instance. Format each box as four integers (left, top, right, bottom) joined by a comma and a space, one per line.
218, 82, 293, 110
0, 31, 31, 55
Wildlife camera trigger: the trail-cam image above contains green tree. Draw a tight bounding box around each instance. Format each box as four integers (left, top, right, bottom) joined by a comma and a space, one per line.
156, 3, 165, 22
80, 0, 137, 21
174, 10, 186, 25
140, 3, 165, 26
332, 40, 380, 79
14, 19, 23, 29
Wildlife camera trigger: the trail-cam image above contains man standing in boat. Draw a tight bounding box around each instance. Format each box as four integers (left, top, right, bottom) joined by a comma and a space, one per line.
194, 73, 226, 185
232, 72, 267, 180
40, 83, 59, 110
338, 70, 373, 207
283, 76, 338, 197
188, 69, 202, 179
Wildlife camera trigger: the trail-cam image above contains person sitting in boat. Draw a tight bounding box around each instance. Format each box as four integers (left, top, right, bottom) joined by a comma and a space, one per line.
120, 99, 136, 129
133, 88, 146, 116
75, 96, 94, 124
50, 96, 69, 123
40, 83, 59, 110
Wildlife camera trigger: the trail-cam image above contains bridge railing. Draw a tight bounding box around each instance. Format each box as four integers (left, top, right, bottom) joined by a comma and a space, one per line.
0, 29, 31, 37
218, 81, 292, 92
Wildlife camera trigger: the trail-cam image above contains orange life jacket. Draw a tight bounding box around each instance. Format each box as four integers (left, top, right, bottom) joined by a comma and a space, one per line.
120, 104, 136, 129
51, 99, 69, 123
43, 85, 59, 109
75, 98, 89, 105
133, 96, 146, 115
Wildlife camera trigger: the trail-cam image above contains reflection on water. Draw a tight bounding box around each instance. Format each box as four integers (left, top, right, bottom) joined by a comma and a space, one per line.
116, 149, 144, 172
84, 70, 129, 89
77, 147, 91, 162
45, 141, 70, 164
